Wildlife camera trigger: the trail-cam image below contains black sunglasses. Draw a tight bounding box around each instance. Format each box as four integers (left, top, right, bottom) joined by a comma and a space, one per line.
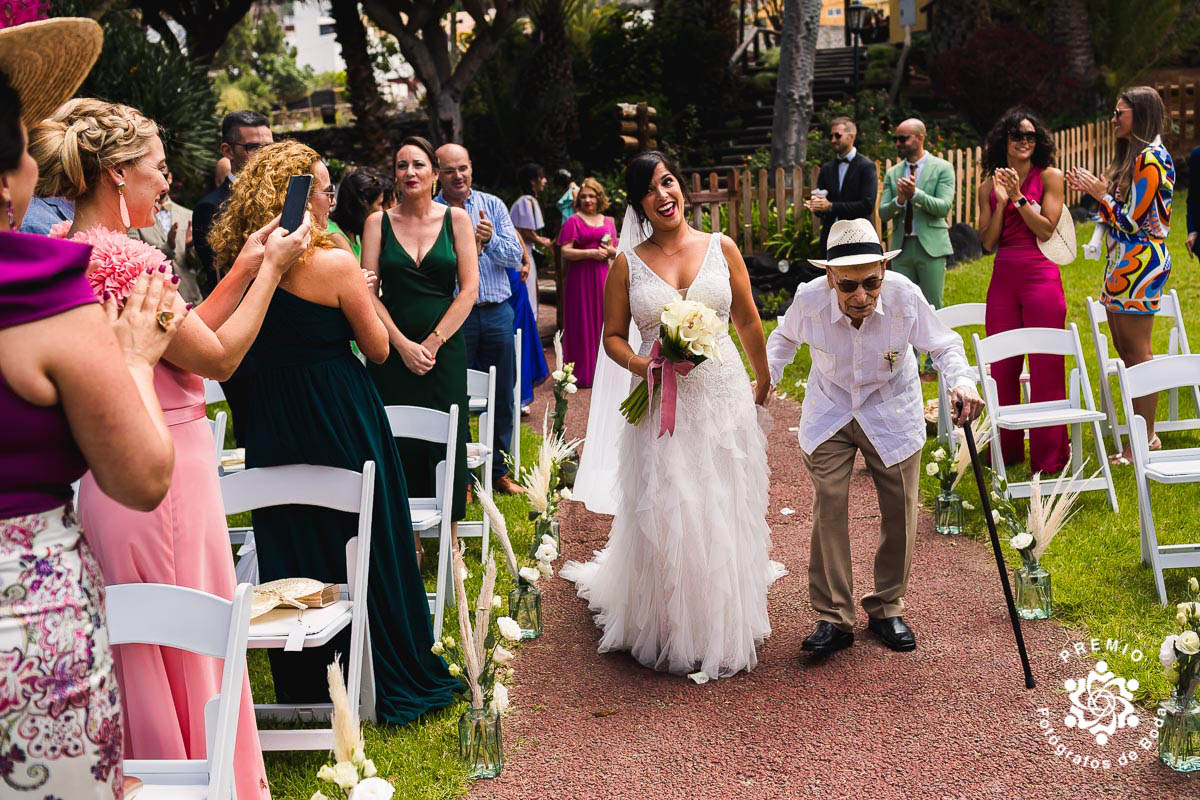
1008, 131, 1037, 143
834, 274, 884, 293
830, 132, 843, 140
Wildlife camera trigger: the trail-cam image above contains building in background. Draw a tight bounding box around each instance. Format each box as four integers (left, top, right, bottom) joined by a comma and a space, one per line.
268, 0, 420, 110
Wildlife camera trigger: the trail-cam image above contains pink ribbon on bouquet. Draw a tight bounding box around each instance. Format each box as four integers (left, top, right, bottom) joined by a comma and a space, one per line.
646, 339, 695, 438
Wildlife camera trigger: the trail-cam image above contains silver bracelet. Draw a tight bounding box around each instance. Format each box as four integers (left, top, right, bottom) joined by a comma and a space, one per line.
626, 353, 636, 372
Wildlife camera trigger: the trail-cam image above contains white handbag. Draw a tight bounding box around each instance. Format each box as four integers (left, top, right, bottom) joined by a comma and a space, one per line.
1032, 199, 1077, 265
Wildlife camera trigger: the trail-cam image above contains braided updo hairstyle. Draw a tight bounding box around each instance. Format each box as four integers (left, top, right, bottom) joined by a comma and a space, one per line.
28, 98, 159, 200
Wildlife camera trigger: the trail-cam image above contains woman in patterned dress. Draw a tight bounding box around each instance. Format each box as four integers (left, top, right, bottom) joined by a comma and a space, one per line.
0, 16, 182, 798
1067, 86, 1174, 463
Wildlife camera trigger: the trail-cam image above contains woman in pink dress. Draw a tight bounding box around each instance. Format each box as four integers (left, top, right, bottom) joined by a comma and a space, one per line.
557, 177, 618, 387
976, 107, 1069, 474
30, 99, 310, 800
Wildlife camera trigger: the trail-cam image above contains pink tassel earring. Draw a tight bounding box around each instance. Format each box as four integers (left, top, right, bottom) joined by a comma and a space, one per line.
117, 182, 131, 229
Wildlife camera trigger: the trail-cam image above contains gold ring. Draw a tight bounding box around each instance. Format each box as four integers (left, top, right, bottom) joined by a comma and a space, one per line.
156, 311, 174, 331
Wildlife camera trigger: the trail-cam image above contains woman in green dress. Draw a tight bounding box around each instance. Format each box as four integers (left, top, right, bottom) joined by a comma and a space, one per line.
362, 136, 477, 530
209, 140, 459, 722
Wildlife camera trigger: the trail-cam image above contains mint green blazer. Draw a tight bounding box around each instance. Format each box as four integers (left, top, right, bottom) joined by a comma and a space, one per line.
878, 155, 955, 258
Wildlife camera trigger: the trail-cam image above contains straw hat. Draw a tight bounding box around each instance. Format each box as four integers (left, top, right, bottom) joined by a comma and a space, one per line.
0, 16, 103, 129
808, 218, 902, 270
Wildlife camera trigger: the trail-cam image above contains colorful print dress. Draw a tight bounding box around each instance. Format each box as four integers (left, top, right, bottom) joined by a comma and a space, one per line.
1099, 140, 1175, 314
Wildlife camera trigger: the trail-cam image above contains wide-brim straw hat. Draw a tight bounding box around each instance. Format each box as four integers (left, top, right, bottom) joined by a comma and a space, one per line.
250, 577, 325, 620
808, 217, 903, 270
0, 17, 103, 129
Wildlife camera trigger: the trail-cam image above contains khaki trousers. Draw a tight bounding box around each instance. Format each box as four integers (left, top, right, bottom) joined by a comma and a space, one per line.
801, 419, 922, 631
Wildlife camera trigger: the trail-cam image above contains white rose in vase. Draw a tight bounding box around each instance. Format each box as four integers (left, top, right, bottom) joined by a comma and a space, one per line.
490, 681, 511, 715
497, 616, 523, 642
537, 560, 554, 577
1009, 533, 1034, 552
349, 777, 395, 800
1179, 630, 1200, 655
519, 566, 541, 584
493, 645, 515, 665
332, 760, 359, 790
925, 463, 938, 477
1160, 634, 1180, 668
535, 543, 558, 562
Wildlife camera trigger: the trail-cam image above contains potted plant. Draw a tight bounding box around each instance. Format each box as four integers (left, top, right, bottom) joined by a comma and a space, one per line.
1158, 576, 1200, 772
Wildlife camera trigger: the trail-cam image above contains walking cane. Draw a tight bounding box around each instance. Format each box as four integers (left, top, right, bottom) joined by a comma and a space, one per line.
957, 401, 1036, 689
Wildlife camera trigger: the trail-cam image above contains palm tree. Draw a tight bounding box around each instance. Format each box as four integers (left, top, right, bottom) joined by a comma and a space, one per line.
522, 0, 583, 169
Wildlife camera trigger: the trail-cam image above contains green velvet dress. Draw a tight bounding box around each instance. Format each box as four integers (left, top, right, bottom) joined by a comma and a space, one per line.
241, 286, 457, 724
366, 209, 469, 520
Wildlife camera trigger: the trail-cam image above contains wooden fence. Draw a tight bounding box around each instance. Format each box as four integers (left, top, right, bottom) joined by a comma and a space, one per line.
684, 119, 1115, 256
1153, 79, 1200, 155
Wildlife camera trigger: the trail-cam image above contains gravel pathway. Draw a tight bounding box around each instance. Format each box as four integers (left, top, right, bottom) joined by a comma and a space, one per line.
472, 362, 1197, 800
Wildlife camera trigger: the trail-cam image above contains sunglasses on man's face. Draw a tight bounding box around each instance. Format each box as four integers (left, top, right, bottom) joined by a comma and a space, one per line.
835, 274, 884, 293
830, 132, 843, 140
1008, 131, 1037, 143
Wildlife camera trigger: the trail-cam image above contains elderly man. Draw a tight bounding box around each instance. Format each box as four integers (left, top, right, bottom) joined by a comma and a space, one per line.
435, 143, 527, 494
766, 218, 983, 656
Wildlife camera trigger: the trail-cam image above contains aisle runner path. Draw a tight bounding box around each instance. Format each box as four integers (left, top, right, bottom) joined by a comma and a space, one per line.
473, 375, 1195, 800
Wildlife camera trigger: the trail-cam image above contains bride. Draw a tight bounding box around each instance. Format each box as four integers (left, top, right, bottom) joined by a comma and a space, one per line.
561, 152, 783, 679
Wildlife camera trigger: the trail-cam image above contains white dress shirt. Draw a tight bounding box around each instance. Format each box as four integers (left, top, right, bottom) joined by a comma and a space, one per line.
836, 146, 857, 191
766, 272, 975, 466
892, 152, 928, 209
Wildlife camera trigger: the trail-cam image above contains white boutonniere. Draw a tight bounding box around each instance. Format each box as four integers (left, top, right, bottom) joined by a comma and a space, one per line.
883, 350, 900, 372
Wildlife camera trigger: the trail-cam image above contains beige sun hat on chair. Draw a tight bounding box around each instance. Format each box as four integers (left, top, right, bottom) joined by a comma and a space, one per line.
0, 15, 103, 129
807, 218, 903, 270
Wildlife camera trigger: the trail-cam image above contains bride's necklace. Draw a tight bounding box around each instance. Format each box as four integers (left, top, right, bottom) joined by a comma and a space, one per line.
647, 235, 687, 257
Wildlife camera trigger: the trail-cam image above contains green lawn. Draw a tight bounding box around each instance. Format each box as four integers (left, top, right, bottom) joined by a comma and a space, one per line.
208, 403, 544, 799
762, 189, 1197, 707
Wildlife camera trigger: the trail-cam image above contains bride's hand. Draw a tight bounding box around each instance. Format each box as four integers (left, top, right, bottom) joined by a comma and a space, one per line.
629, 354, 651, 379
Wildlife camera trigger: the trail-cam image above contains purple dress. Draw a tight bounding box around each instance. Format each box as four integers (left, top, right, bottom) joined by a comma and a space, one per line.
0, 231, 124, 799
557, 214, 617, 387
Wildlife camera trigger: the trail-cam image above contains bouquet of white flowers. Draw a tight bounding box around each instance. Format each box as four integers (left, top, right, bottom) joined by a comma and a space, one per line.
1160, 576, 1200, 698
619, 295, 723, 437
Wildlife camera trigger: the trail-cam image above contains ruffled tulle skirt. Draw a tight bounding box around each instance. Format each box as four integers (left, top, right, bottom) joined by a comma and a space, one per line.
561, 342, 784, 678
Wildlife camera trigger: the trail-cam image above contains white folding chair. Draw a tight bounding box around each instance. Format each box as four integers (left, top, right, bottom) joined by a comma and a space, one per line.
1087, 291, 1200, 455
935, 302, 1031, 448
219, 461, 377, 749
460, 367, 496, 562
208, 410, 227, 468
1116, 355, 1200, 604
384, 404, 457, 639
973, 324, 1118, 511
204, 379, 243, 475
110, 582, 252, 800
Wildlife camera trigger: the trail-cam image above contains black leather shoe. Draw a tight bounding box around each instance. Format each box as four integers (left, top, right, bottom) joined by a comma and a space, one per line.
868, 616, 917, 652
801, 621, 854, 655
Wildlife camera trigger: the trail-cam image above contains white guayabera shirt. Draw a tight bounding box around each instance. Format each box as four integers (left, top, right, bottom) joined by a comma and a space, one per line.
766, 271, 975, 467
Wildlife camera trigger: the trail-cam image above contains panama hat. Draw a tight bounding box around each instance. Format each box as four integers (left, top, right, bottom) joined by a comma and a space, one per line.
808, 218, 903, 270
0, 16, 103, 129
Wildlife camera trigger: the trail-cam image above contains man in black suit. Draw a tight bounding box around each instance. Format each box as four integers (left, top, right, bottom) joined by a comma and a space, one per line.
806, 117, 879, 253
192, 110, 273, 292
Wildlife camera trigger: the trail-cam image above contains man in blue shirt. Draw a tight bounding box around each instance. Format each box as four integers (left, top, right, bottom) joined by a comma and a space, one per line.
435, 143, 527, 494
19, 196, 73, 235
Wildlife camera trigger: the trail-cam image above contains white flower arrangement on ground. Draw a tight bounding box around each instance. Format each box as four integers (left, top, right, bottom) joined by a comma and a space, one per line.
550, 331, 578, 439
517, 412, 581, 556
1160, 576, 1200, 698
310, 657, 393, 800
620, 295, 724, 429
926, 416, 993, 494
991, 463, 1092, 570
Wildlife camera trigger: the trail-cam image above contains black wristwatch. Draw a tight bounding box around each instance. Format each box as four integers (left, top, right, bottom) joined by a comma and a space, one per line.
1014, 196, 1028, 208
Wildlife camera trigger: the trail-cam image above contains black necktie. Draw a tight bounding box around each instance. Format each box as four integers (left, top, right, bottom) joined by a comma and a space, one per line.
903, 162, 916, 236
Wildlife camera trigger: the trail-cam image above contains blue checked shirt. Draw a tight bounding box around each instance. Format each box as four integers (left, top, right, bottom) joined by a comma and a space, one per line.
435, 189, 523, 304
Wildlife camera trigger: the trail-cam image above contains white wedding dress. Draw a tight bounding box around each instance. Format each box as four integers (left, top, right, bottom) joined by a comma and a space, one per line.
561, 232, 784, 679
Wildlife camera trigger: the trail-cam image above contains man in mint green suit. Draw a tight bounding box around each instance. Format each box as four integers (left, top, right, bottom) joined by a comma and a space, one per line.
879, 118, 955, 314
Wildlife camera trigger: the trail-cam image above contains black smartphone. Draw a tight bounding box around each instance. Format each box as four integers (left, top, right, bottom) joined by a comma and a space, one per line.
280, 174, 313, 234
